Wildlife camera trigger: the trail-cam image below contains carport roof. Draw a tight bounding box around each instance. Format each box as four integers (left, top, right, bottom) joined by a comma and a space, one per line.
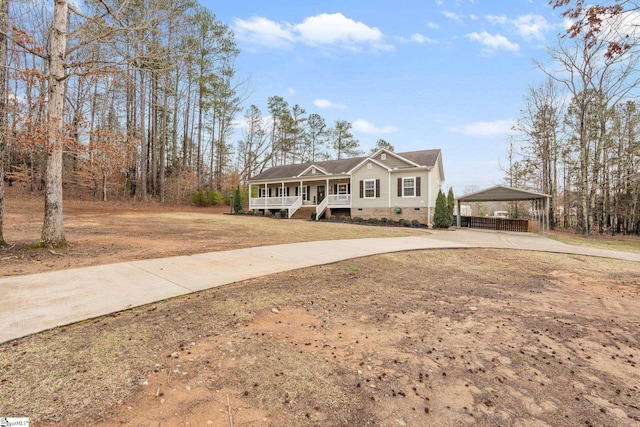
457, 185, 550, 202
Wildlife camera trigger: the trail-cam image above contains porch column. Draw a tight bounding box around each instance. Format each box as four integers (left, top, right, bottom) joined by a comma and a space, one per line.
300, 180, 303, 202
281, 182, 285, 206
457, 199, 461, 228
248, 183, 252, 209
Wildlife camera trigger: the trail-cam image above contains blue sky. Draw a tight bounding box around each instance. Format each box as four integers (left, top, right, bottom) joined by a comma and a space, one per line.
202, 0, 567, 195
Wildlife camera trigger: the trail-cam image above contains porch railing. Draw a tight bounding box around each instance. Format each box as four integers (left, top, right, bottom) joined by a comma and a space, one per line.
288, 196, 303, 218
316, 197, 329, 220
249, 196, 299, 209
327, 194, 351, 205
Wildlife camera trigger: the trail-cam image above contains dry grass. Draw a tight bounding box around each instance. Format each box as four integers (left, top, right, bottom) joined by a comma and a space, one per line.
2, 249, 640, 426
549, 230, 640, 254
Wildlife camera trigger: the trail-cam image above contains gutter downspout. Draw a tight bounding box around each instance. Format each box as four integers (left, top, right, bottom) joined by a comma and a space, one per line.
388, 172, 391, 209
427, 168, 431, 225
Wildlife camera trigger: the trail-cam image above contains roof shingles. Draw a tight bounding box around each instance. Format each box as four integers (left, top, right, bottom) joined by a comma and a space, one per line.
249, 149, 440, 181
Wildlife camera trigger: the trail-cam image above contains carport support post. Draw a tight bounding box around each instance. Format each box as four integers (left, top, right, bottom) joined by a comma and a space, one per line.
456, 199, 461, 228
545, 196, 550, 233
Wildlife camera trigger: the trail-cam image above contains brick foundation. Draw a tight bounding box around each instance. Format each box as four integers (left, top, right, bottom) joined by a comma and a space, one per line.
350, 207, 433, 225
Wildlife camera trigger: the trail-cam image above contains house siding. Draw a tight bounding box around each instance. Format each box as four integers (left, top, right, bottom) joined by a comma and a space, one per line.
372, 152, 413, 169
351, 161, 390, 209
389, 170, 430, 208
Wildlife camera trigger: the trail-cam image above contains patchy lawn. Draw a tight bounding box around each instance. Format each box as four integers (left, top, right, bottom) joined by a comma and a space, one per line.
1, 192, 640, 426
1, 249, 639, 426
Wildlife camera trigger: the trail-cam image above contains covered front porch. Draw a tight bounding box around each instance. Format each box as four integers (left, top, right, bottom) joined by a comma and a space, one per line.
249, 178, 351, 219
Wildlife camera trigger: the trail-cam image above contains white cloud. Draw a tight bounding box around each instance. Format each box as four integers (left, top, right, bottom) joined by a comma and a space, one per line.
233, 13, 393, 51
296, 13, 380, 45
232, 16, 295, 49
352, 119, 399, 134
596, 9, 640, 46
411, 33, 438, 44
427, 22, 440, 29
467, 31, 519, 52
486, 14, 508, 25
313, 99, 346, 110
287, 87, 296, 96
486, 14, 552, 42
448, 119, 515, 136
442, 11, 463, 23
512, 14, 553, 41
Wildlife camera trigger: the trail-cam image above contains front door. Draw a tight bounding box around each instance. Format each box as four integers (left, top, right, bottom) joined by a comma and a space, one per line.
317, 185, 325, 204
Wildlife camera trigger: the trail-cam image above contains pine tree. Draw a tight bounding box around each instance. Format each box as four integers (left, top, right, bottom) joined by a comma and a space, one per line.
447, 187, 455, 225
233, 187, 243, 213
433, 189, 450, 228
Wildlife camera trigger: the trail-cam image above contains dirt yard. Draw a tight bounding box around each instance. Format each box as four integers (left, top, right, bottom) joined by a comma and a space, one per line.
1, 191, 640, 426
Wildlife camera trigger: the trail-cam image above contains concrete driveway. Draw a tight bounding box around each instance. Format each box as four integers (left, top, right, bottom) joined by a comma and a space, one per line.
1, 229, 638, 344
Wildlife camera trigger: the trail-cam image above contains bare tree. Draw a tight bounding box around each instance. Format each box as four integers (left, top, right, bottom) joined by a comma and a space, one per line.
0, 0, 7, 246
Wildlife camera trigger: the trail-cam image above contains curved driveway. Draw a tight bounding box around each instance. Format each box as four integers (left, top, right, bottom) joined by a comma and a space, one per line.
1, 229, 639, 344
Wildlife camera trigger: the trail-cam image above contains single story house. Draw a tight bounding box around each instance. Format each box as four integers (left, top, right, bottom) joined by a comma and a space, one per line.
247, 148, 445, 224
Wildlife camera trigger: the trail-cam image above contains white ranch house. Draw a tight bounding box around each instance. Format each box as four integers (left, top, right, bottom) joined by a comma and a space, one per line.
248, 148, 445, 224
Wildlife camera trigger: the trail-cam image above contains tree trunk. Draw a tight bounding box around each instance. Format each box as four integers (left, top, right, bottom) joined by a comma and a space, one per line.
139, 69, 148, 202
102, 170, 108, 202
41, 0, 68, 247
0, 0, 8, 246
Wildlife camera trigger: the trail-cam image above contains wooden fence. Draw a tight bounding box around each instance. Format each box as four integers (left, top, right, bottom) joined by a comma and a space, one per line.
455, 216, 534, 233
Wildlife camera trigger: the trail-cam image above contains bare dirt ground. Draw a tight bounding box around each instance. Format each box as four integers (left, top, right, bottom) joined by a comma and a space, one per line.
1, 190, 640, 427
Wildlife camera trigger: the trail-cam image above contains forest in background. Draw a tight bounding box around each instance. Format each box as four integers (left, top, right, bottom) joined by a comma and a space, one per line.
0, 0, 372, 246
506, 1, 640, 235
1, 0, 639, 247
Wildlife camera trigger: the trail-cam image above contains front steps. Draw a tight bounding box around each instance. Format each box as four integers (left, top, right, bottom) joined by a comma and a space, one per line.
290, 206, 316, 220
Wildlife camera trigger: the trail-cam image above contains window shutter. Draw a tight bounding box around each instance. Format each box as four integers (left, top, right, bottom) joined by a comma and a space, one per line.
295, 186, 299, 196
359, 180, 363, 198
286, 187, 290, 196
416, 177, 421, 197
268, 188, 272, 197
348, 183, 351, 194
333, 184, 337, 194
376, 179, 380, 198
397, 178, 402, 197
307, 186, 310, 201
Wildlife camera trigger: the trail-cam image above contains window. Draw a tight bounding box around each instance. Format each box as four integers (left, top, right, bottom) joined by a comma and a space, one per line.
276, 187, 287, 197
367, 162, 372, 170
403, 177, 415, 197
337, 183, 348, 201
381, 153, 387, 160
259, 188, 267, 197
301, 185, 308, 201
364, 179, 376, 198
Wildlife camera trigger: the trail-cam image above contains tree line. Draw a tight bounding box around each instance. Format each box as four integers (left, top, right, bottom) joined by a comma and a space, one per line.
505, 0, 640, 235
0, 0, 365, 247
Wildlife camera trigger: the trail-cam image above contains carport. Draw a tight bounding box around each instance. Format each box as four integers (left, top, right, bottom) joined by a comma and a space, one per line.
456, 185, 551, 233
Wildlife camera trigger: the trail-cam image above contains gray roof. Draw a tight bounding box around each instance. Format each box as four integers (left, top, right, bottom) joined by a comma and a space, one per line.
249, 149, 441, 181
458, 185, 550, 202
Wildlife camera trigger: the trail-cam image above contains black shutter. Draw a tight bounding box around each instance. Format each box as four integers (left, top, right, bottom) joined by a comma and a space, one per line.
416, 177, 421, 197
307, 186, 310, 201
397, 178, 402, 197
359, 180, 363, 198
348, 183, 351, 195
376, 179, 380, 198
286, 187, 290, 196
333, 184, 337, 194
268, 188, 272, 197
295, 186, 299, 196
